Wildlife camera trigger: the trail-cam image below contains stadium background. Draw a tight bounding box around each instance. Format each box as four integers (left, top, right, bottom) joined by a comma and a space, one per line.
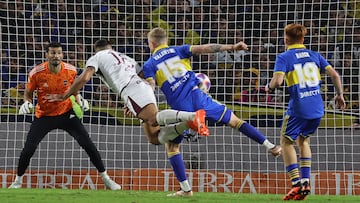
0, 0, 359, 195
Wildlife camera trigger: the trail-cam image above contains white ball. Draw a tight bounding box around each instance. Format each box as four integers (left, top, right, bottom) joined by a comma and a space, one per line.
195, 73, 211, 92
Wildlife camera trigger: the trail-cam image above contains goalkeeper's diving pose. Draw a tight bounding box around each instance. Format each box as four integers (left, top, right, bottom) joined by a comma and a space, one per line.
9, 42, 120, 190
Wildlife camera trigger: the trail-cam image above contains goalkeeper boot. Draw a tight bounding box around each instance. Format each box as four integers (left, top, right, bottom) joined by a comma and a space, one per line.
102, 176, 121, 190
167, 190, 193, 197
293, 181, 311, 200
269, 145, 282, 157
187, 109, 209, 136
8, 175, 23, 189
283, 183, 301, 200
8, 181, 22, 189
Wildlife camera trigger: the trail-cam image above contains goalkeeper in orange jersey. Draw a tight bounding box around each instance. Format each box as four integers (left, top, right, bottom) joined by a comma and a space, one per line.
8, 42, 120, 190
265, 23, 346, 200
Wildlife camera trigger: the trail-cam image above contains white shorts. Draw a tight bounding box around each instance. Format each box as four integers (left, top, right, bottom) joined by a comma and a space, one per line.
120, 76, 157, 117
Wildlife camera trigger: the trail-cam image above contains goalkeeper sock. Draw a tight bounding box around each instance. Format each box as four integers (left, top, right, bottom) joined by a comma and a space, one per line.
168, 152, 191, 191
299, 157, 311, 180
156, 110, 195, 125
238, 122, 267, 145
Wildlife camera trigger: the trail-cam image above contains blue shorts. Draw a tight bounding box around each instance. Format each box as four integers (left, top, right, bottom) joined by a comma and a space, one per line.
280, 113, 322, 141
170, 88, 232, 125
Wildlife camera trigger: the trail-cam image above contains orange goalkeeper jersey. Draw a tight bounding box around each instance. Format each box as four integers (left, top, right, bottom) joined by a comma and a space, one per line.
27, 61, 77, 118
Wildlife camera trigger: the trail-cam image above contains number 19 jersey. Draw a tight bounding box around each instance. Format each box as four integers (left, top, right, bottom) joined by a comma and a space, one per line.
274, 44, 332, 119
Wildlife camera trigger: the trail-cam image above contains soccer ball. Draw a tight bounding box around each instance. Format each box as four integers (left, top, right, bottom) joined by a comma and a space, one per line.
195, 73, 211, 92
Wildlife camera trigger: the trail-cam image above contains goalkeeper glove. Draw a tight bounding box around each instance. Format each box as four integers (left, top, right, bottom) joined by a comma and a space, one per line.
77, 94, 90, 111
19, 101, 33, 114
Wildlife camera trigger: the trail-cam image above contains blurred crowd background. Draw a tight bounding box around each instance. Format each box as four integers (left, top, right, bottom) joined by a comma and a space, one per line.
0, 0, 359, 126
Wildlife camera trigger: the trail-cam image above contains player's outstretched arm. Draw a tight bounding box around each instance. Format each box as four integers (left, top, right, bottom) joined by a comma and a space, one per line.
62, 66, 95, 99
191, 42, 248, 55
46, 67, 96, 102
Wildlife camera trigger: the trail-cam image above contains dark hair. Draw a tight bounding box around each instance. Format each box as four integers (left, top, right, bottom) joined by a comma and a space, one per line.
45, 42, 62, 52
94, 39, 112, 50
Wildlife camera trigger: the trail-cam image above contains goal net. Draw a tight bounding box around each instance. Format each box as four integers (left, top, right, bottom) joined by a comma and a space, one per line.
0, 0, 359, 195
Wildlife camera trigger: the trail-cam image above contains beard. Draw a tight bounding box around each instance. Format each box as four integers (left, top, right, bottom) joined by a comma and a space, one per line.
50, 60, 61, 67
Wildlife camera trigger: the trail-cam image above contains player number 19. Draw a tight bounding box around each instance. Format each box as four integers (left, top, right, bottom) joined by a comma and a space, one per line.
294, 62, 320, 89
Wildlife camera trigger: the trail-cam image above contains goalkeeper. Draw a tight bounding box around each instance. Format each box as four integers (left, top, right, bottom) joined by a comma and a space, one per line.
9, 42, 120, 190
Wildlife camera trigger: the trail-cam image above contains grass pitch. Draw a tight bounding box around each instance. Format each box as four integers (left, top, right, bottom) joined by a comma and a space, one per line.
1, 189, 360, 203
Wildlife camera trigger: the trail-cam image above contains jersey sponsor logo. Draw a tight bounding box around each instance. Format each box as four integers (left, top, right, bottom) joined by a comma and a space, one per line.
170, 72, 190, 92
300, 89, 320, 98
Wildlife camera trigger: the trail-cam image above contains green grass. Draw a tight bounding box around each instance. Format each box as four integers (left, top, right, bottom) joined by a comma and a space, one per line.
1, 189, 360, 203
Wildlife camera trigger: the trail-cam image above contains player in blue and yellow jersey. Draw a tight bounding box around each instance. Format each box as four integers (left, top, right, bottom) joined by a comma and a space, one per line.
265, 23, 346, 200
143, 27, 282, 197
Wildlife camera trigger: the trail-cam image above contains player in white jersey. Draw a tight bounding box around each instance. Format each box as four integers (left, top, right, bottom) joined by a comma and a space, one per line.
85, 47, 156, 117
86, 49, 141, 94
46, 39, 208, 145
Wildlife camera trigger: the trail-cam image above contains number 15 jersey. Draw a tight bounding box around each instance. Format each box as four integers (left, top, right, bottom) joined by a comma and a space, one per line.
143, 44, 199, 108
274, 44, 332, 119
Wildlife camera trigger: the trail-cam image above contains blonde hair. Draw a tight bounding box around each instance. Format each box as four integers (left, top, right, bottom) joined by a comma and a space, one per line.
284, 23, 307, 44
148, 27, 167, 44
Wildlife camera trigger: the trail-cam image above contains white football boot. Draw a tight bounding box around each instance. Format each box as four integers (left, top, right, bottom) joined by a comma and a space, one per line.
101, 172, 121, 190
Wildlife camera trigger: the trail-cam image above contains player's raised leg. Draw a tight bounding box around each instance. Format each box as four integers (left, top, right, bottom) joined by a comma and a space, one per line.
156, 109, 209, 137
138, 104, 208, 145
227, 112, 282, 157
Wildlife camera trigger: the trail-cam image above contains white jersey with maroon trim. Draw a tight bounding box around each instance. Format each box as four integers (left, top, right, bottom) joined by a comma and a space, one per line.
85, 49, 141, 94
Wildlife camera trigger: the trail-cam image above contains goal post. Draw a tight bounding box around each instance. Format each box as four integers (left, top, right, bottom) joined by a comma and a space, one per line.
0, 0, 359, 195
